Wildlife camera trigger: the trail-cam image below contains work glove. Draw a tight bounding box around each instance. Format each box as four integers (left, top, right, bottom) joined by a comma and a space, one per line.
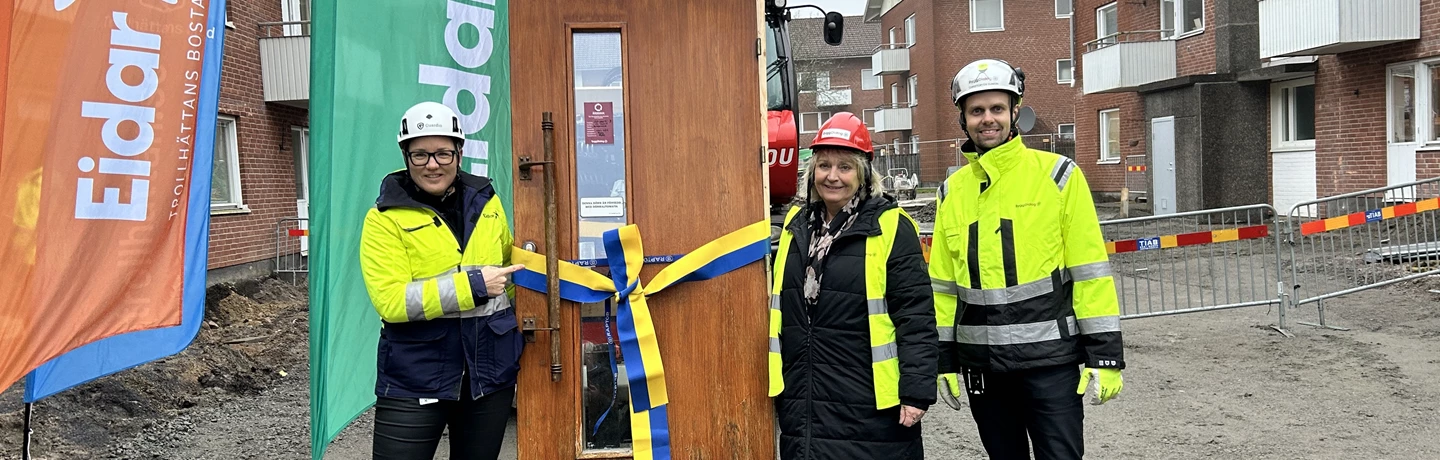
1077, 367, 1123, 404
937, 373, 963, 409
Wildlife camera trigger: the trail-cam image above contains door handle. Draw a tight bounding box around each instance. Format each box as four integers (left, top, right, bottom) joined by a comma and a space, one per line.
519, 113, 563, 382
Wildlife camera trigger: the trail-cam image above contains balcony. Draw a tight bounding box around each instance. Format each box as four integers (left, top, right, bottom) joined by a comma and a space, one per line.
259, 21, 311, 108
815, 86, 852, 107
1259, 0, 1419, 58
1081, 32, 1176, 94
872, 104, 912, 132
870, 43, 910, 76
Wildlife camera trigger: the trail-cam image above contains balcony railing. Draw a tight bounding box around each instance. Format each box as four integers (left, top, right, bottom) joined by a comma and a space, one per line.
1081, 30, 1176, 94
872, 103, 913, 132
1259, 0, 1419, 58
870, 42, 910, 76
815, 86, 852, 107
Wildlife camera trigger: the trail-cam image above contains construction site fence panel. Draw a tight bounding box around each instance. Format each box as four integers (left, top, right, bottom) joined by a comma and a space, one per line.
1099, 204, 1287, 325
1282, 177, 1440, 329
274, 217, 309, 283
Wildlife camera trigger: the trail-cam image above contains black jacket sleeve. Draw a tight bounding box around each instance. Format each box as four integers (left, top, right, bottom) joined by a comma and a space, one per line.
887, 216, 939, 409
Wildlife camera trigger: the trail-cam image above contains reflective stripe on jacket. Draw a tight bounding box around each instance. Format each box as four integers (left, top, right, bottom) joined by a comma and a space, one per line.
767, 202, 934, 409
930, 136, 1124, 373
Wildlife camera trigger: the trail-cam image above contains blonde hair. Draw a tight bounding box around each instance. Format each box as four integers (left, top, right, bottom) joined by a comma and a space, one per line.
800, 147, 885, 203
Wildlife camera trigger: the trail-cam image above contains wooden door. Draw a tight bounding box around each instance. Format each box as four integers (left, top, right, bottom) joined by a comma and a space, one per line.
509, 1, 773, 459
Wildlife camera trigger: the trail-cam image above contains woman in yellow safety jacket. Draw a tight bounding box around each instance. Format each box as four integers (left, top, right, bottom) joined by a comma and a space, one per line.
359, 101, 525, 460
768, 112, 938, 459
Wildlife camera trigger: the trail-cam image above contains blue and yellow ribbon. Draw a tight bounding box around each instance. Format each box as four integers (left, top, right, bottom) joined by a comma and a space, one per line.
511, 221, 771, 459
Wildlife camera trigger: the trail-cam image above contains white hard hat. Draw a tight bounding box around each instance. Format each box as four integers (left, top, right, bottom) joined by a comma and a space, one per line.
397, 101, 465, 147
950, 59, 1025, 107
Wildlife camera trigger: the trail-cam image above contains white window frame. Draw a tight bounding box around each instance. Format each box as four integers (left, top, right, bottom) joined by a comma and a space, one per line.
861, 69, 882, 90
970, 0, 1005, 33
211, 115, 247, 214
1058, 123, 1076, 139
910, 135, 920, 155
862, 108, 879, 129
1099, 109, 1121, 163
907, 75, 919, 108
1096, 2, 1118, 47
1055, 0, 1072, 18
1385, 59, 1440, 146
1160, 0, 1205, 40
905, 14, 917, 48
1388, 64, 1418, 145
889, 27, 898, 46
1270, 77, 1317, 152
1057, 59, 1074, 85
799, 111, 830, 133
280, 0, 310, 36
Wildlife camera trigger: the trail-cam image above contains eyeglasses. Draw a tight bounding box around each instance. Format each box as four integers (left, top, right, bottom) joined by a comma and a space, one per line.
407, 150, 457, 166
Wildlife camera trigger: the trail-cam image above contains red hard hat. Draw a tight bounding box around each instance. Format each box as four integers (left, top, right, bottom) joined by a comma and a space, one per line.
810, 112, 874, 159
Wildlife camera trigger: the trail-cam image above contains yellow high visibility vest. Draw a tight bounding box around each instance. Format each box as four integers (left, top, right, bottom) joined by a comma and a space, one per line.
767, 205, 915, 409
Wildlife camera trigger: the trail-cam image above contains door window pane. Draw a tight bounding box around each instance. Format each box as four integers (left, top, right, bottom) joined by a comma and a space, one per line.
1294, 84, 1315, 141
573, 30, 631, 453
1392, 66, 1416, 143
905, 14, 916, 46
1097, 3, 1118, 46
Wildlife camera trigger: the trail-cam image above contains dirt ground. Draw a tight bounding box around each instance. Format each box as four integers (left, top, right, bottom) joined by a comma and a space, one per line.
3, 267, 1440, 459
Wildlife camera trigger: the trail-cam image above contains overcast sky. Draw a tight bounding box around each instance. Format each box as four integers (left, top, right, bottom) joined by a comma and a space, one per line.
790, 0, 867, 18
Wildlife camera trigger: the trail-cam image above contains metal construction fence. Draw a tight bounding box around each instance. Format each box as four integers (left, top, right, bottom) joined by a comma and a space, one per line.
274, 217, 309, 283
1282, 177, 1440, 329
916, 177, 1440, 331
1100, 204, 1285, 323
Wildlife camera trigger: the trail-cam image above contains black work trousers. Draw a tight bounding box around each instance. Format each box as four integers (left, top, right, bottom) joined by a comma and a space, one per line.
373, 383, 515, 460
964, 364, 1083, 460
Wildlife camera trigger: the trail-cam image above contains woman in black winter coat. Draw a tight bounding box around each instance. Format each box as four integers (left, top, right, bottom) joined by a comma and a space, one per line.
770, 112, 938, 460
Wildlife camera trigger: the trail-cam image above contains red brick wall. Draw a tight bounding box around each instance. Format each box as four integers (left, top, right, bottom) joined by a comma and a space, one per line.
1418, 151, 1440, 180
797, 56, 890, 146
1313, 0, 1440, 198
874, 0, 1079, 183
208, 0, 309, 270
1073, 0, 1152, 193
1174, 0, 1216, 77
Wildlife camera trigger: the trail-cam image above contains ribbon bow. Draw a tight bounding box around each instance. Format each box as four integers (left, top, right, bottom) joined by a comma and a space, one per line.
512, 221, 771, 459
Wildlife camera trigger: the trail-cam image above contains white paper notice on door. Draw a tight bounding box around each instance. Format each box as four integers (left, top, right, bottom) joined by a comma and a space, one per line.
579, 197, 625, 218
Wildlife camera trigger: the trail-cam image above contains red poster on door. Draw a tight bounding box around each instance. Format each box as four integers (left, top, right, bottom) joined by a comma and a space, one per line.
584, 101, 613, 144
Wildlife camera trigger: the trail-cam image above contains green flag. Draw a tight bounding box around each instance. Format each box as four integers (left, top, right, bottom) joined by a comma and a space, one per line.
309, 0, 511, 457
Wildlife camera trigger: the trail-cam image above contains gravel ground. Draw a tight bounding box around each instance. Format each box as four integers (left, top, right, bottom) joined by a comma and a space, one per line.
4, 270, 1439, 459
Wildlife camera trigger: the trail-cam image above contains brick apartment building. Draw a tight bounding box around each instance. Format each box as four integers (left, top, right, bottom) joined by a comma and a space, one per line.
1074, 0, 1433, 215
1074, 0, 1276, 212
792, 16, 885, 149
864, 0, 1080, 185
207, 0, 310, 282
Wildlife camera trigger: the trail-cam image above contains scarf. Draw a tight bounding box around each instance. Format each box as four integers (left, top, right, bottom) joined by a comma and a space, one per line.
802, 193, 866, 305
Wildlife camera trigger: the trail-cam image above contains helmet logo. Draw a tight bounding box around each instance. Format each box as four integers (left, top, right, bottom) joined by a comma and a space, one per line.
820, 128, 852, 141
416, 122, 425, 130
977, 62, 989, 71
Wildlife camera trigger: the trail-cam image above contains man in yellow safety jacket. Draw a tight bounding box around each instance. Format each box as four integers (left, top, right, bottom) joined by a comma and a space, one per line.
931, 59, 1125, 460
